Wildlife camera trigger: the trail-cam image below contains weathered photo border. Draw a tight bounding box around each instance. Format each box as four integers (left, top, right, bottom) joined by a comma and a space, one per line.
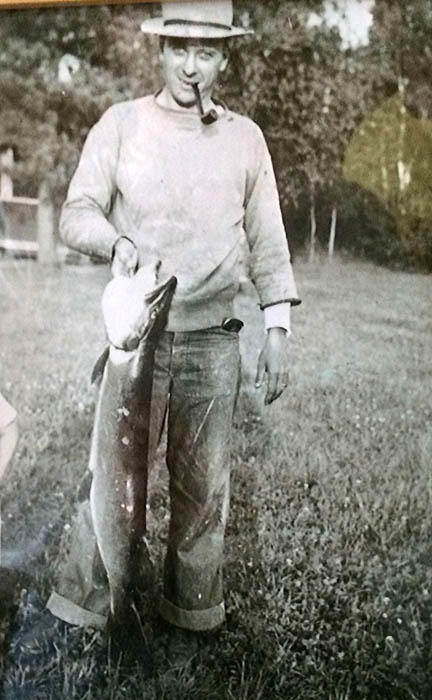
0, 1, 431, 698
0, 0, 153, 8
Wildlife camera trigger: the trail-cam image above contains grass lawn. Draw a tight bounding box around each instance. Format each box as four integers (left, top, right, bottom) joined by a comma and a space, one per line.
0, 257, 431, 699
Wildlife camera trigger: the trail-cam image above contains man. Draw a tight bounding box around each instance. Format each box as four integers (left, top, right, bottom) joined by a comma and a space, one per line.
41, 0, 300, 666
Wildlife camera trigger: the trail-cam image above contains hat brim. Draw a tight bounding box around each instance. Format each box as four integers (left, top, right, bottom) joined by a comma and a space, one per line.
140, 17, 253, 38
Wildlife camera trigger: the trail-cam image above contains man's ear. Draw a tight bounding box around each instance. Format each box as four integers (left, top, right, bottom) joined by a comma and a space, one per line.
220, 40, 231, 73
220, 54, 229, 73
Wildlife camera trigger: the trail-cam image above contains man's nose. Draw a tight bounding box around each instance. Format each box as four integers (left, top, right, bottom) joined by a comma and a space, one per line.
182, 50, 197, 77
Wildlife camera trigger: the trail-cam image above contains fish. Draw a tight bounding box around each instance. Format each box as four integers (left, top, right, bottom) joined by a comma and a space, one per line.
88, 261, 177, 646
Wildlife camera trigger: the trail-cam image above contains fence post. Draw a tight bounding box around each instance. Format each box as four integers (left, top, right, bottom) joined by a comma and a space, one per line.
328, 205, 337, 259
37, 180, 57, 265
0, 148, 14, 200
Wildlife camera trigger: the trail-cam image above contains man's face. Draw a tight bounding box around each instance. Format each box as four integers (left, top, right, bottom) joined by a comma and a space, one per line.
160, 37, 228, 109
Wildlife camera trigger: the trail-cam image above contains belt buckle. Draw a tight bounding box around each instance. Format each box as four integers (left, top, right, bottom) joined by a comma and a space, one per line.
221, 317, 244, 333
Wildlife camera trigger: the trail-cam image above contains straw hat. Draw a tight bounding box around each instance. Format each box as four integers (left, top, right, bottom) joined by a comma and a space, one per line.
140, 0, 253, 39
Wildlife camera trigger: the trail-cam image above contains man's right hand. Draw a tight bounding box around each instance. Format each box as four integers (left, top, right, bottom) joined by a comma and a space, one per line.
111, 236, 139, 277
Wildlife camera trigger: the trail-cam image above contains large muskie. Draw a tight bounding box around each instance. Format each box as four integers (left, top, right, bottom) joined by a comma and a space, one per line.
88, 261, 177, 634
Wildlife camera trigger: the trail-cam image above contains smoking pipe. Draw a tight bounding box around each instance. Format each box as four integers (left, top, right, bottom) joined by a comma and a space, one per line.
192, 83, 218, 125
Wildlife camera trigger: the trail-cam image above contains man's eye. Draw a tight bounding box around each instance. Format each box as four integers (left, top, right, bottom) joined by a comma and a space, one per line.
199, 51, 215, 60
173, 48, 186, 56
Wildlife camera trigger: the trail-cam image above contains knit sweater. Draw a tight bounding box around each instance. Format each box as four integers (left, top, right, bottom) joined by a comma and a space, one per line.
60, 95, 300, 331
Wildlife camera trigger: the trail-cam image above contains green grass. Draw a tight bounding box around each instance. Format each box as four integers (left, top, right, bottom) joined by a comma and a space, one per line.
0, 257, 431, 699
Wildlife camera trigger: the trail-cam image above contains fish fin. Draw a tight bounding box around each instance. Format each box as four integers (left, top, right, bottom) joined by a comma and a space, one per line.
91, 346, 110, 385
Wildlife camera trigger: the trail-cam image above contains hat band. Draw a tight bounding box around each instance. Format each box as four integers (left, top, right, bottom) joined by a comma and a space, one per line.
164, 19, 233, 32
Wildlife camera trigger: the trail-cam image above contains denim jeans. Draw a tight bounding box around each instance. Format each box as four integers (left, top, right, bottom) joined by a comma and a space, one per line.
48, 327, 241, 631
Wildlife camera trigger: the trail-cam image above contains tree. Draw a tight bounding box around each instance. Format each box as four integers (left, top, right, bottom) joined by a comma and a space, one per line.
344, 93, 432, 270
227, 1, 395, 261
343, 1, 432, 270
0, 5, 161, 262
2, 1, 432, 269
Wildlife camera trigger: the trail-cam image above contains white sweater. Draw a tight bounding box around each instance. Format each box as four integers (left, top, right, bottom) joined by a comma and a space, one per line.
60, 95, 300, 331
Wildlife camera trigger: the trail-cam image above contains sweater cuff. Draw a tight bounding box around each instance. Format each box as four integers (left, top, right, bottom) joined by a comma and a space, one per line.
263, 302, 291, 336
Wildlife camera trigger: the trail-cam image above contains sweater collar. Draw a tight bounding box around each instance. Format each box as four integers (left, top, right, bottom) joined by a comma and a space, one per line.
152, 91, 228, 129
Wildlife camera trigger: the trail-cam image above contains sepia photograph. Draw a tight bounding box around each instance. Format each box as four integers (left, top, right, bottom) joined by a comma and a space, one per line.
0, 1, 431, 698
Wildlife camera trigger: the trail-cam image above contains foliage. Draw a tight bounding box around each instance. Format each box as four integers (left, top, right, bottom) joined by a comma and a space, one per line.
223, 1, 403, 265
1, 1, 432, 269
228, 1, 432, 270
344, 93, 432, 270
0, 5, 159, 205
283, 179, 406, 267
228, 1, 384, 198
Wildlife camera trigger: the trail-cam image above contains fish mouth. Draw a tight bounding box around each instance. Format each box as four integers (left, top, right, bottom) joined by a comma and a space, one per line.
141, 275, 177, 340
145, 274, 177, 307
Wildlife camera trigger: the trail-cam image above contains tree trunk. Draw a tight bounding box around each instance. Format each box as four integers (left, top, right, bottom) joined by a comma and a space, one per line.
328, 205, 337, 258
308, 195, 316, 263
0, 148, 14, 200
396, 75, 407, 203
37, 180, 57, 265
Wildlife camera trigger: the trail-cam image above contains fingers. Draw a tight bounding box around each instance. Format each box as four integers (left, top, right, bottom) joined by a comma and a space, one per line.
265, 370, 289, 405
255, 334, 290, 405
111, 239, 139, 278
255, 350, 266, 388
265, 371, 279, 405
112, 252, 138, 278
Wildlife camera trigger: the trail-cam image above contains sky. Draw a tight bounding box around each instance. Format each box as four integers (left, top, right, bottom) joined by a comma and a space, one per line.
307, 0, 375, 50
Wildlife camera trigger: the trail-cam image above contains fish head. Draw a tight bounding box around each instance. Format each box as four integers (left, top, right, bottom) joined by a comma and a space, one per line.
102, 260, 177, 351
140, 269, 178, 344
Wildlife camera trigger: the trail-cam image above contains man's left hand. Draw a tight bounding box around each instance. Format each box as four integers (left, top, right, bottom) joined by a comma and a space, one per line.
255, 327, 290, 405
111, 237, 139, 278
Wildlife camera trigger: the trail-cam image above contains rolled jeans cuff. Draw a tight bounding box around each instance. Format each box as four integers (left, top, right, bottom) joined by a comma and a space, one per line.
46, 591, 107, 630
159, 596, 225, 631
